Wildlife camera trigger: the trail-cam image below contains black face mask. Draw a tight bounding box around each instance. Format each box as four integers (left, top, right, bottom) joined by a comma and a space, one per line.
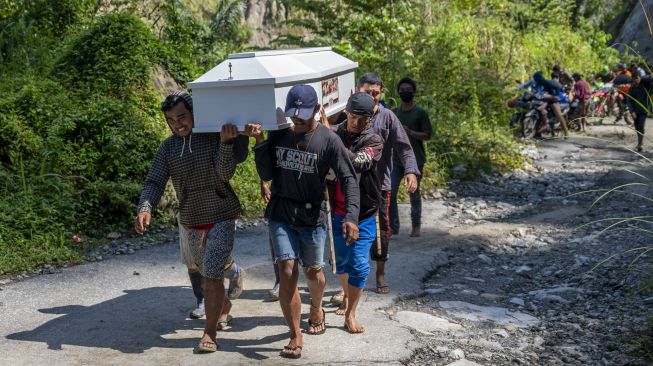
399, 91, 414, 103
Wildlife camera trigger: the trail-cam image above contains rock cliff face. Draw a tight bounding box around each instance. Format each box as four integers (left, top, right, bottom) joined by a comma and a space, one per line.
243, 0, 287, 47
609, 0, 653, 61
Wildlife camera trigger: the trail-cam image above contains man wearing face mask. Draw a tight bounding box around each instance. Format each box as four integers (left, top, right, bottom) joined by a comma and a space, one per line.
391, 77, 432, 238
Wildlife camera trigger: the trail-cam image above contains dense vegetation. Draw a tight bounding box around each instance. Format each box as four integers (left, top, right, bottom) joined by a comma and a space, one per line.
0, 0, 618, 273
0, 0, 247, 272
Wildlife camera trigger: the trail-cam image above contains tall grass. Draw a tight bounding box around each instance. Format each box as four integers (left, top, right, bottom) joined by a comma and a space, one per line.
572, 11, 653, 354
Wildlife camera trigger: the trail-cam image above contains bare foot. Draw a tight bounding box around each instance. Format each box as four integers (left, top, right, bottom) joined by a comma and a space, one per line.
280, 337, 303, 359
376, 285, 390, 294
344, 316, 365, 334
335, 297, 348, 316
217, 299, 232, 330
330, 291, 344, 305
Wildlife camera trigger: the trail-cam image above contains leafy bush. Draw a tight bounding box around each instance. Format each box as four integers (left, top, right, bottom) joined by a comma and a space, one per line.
0, 9, 166, 272
54, 12, 161, 93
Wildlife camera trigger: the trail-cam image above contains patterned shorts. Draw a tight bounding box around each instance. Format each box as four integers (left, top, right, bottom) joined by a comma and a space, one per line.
181, 220, 236, 279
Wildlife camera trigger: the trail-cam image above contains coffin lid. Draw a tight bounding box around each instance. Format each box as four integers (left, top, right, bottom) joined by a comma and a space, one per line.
188, 47, 358, 89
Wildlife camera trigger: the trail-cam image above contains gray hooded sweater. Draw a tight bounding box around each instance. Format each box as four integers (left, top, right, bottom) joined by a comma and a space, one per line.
137, 133, 249, 226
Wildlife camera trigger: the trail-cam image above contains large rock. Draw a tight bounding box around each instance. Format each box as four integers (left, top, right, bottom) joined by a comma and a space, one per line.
394, 311, 463, 333
445, 360, 484, 366
439, 301, 540, 328
244, 0, 287, 47
610, 0, 653, 61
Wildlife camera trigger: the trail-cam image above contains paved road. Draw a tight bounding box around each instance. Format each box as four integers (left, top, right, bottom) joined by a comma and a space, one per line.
0, 204, 450, 365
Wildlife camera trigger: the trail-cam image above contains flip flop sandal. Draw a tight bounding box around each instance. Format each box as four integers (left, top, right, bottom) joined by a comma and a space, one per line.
217, 315, 233, 330
306, 308, 326, 335
280, 345, 302, 359
376, 285, 390, 294
196, 339, 219, 353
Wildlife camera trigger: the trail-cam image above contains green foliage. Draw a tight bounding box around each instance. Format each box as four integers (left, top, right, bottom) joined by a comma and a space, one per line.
54, 12, 161, 93
232, 140, 267, 218
159, 0, 250, 84
0, 169, 82, 274
0, 0, 248, 273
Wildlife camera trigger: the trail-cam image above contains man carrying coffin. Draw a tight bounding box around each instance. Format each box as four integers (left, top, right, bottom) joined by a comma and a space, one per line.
328, 92, 384, 333
244, 84, 360, 359
135, 90, 248, 353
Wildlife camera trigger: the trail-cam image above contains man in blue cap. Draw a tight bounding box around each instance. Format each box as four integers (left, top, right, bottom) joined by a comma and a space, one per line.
244, 84, 360, 359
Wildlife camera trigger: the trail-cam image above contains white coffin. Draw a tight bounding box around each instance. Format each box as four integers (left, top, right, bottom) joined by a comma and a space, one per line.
189, 47, 358, 132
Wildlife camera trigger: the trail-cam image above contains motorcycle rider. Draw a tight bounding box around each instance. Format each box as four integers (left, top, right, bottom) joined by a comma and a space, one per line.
533, 71, 569, 138
553, 64, 574, 87
630, 63, 647, 78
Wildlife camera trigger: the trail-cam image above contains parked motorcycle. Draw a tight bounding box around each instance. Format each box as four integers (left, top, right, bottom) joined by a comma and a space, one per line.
587, 82, 632, 124
507, 93, 533, 138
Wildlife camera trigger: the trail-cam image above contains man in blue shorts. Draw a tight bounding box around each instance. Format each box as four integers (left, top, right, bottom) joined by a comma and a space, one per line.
328, 92, 383, 333
245, 85, 360, 359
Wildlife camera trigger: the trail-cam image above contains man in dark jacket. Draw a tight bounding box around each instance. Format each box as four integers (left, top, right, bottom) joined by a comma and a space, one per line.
627, 73, 652, 152
245, 84, 360, 359
358, 72, 419, 295
328, 92, 384, 333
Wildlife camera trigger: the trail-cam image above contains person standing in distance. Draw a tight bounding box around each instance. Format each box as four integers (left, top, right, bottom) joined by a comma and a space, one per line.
390, 77, 432, 238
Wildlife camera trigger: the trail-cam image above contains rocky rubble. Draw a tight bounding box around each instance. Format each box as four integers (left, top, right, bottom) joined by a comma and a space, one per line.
399, 137, 652, 366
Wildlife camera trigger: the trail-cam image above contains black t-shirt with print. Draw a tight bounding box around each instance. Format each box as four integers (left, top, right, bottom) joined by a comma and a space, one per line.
253, 123, 360, 226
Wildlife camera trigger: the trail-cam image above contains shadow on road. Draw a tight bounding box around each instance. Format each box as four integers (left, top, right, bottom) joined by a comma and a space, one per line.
7, 286, 287, 360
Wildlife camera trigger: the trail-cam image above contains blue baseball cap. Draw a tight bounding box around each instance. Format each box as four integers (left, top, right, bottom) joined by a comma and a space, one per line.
284, 84, 318, 120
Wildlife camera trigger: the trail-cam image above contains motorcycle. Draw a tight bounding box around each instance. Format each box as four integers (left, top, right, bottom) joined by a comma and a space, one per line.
508, 92, 570, 138
587, 82, 632, 124
507, 93, 534, 138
